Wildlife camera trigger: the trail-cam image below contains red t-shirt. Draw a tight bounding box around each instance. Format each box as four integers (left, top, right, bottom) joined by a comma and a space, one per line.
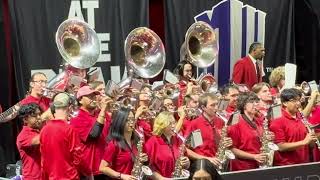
228, 115, 263, 171
307, 105, 320, 161
70, 108, 111, 175
145, 135, 182, 178
40, 119, 87, 180
269, 109, 310, 165
269, 87, 279, 96
16, 126, 41, 180
20, 95, 50, 111
186, 115, 224, 157
180, 117, 192, 136
103, 140, 137, 177
136, 119, 153, 141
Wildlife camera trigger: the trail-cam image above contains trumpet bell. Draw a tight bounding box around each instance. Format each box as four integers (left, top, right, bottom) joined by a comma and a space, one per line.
185, 21, 218, 68
125, 27, 165, 78
198, 74, 216, 92
56, 18, 100, 69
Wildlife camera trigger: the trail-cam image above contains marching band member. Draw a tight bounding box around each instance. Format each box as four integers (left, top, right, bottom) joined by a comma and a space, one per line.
268, 66, 285, 96
269, 88, 317, 165
185, 93, 232, 167
135, 85, 154, 141
232, 42, 265, 89
220, 83, 240, 117
70, 86, 112, 179
145, 111, 190, 179
20, 72, 50, 111
16, 103, 42, 180
173, 60, 197, 107
40, 93, 88, 179
252, 82, 274, 123
307, 100, 320, 161
99, 107, 148, 180
179, 93, 199, 134
228, 92, 268, 171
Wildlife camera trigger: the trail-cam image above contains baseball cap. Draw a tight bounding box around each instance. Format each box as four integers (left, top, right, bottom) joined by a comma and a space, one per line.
76, 85, 99, 99
53, 93, 71, 108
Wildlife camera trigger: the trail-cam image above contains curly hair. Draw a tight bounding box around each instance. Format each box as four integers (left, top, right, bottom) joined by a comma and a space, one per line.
18, 103, 41, 119
237, 92, 259, 114
269, 66, 285, 87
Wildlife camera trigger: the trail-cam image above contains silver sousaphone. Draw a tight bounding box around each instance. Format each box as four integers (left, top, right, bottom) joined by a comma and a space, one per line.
56, 18, 100, 69
124, 27, 165, 79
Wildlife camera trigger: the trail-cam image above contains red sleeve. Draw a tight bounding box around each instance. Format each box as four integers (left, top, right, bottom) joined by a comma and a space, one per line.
17, 130, 39, 150
232, 60, 244, 84
70, 117, 94, 142
0, 105, 2, 113
103, 141, 117, 166
144, 138, 159, 172
269, 119, 286, 144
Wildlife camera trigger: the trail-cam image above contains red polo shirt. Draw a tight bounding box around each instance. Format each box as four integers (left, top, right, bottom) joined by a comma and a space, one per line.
70, 108, 111, 175
186, 115, 224, 157
269, 109, 310, 165
103, 140, 137, 176
180, 117, 193, 136
20, 95, 50, 111
136, 118, 153, 141
228, 115, 262, 171
40, 119, 87, 180
16, 126, 41, 180
307, 105, 320, 161
269, 87, 279, 96
145, 135, 181, 178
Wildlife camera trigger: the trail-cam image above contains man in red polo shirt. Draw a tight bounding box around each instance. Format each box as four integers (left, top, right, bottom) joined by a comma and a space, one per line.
16, 103, 42, 180
40, 93, 88, 180
220, 83, 239, 119
70, 86, 112, 180
186, 93, 232, 167
270, 88, 317, 165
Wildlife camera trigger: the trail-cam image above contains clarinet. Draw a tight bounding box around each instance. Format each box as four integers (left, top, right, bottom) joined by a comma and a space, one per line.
299, 112, 320, 150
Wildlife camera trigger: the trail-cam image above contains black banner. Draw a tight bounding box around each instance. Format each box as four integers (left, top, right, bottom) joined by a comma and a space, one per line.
8, 0, 149, 98
221, 162, 320, 180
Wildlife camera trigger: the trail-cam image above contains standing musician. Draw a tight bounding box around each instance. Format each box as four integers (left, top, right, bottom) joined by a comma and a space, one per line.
178, 93, 200, 135
145, 111, 190, 179
99, 107, 148, 180
173, 60, 197, 107
269, 88, 317, 165
228, 92, 269, 171
268, 66, 285, 96
70, 86, 112, 179
16, 103, 42, 180
185, 93, 232, 167
40, 93, 89, 180
232, 42, 265, 89
252, 82, 274, 124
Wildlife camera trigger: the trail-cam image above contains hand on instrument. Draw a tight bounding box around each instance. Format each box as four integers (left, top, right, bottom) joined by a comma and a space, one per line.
135, 105, 148, 119
139, 153, 148, 163
206, 157, 222, 168
177, 106, 186, 119
266, 131, 275, 141
303, 133, 318, 145
253, 153, 268, 164
100, 96, 114, 111
180, 156, 190, 169
222, 137, 233, 148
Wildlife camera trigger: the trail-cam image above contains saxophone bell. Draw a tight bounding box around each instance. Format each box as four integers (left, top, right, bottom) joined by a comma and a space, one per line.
224, 150, 235, 160
267, 142, 279, 151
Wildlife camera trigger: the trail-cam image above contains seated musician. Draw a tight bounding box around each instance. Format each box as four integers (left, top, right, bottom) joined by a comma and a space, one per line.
99, 107, 148, 179
185, 93, 232, 167
228, 92, 268, 171
178, 93, 200, 135
269, 88, 317, 166
145, 111, 190, 179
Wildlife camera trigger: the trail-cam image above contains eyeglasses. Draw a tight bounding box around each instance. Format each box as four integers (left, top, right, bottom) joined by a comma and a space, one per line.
32, 80, 47, 85
164, 103, 174, 107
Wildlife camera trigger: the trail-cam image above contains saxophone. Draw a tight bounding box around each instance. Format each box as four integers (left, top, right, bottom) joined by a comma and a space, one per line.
259, 116, 278, 168
299, 112, 320, 150
215, 112, 235, 172
131, 128, 152, 180
172, 132, 190, 179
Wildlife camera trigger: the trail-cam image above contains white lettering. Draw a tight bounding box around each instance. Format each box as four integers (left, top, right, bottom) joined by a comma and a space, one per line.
68, 1, 85, 21
97, 33, 111, 62
83, 0, 99, 29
